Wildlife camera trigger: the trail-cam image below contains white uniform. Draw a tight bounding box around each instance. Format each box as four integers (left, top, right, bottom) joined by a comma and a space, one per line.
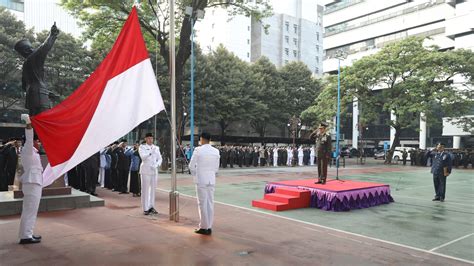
287, 148, 293, 166
19, 128, 43, 240
310, 146, 315, 166
188, 144, 220, 230
138, 144, 162, 212
99, 149, 107, 187
298, 146, 304, 166
273, 148, 278, 167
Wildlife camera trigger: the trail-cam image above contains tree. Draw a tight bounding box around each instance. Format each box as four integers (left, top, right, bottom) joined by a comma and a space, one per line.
0, 7, 35, 121
35, 31, 95, 101
279, 61, 321, 131
203, 45, 265, 143
60, 0, 272, 139
248, 57, 286, 138
305, 37, 474, 163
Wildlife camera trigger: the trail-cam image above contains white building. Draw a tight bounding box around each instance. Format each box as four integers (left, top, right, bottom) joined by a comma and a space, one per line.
194, 7, 252, 62
322, 0, 474, 149
195, 0, 324, 75
1, 0, 82, 37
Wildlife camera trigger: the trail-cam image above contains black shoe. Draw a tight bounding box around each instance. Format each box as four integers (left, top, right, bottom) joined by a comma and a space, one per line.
321, 178, 326, 185
90, 192, 98, 196
432, 198, 440, 201
143, 210, 150, 215
440, 198, 444, 202
207, 228, 212, 235
149, 208, 158, 215
32, 235, 41, 240
194, 228, 211, 235
19, 238, 41, 244
315, 179, 323, 184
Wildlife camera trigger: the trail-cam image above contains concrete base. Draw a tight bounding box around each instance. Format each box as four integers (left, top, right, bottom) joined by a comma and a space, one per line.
0, 189, 104, 216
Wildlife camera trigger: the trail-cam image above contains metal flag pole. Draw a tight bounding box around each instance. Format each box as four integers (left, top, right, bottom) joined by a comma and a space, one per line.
336, 57, 341, 180
169, 0, 179, 222
190, 16, 195, 158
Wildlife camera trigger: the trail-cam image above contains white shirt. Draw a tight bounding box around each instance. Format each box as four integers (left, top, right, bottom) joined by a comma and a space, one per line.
20, 128, 43, 185
138, 144, 162, 175
310, 147, 315, 156
298, 147, 303, 156
188, 144, 220, 185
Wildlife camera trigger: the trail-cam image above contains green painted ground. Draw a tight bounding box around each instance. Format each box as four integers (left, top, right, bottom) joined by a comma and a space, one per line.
171, 166, 474, 262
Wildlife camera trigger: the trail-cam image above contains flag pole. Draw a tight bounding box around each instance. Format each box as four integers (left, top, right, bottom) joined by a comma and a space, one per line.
169, 0, 179, 222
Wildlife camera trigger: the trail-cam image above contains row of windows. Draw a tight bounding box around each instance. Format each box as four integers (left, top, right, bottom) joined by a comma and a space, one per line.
284, 21, 299, 34
0, 0, 24, 12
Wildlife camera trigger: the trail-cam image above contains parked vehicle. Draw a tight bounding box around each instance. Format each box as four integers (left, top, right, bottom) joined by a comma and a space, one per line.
374, 150, 386, 160
392, 147, 415, 161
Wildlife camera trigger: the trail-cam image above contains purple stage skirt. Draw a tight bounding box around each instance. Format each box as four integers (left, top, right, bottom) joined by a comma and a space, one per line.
265, 183, 394, 212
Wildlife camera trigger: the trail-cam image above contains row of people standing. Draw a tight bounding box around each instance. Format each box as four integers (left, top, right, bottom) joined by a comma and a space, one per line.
0, 139, 20, 191
216, 145, 317, 168
408, 148, 474, 168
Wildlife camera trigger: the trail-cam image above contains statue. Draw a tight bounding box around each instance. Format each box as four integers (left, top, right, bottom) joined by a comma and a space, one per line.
14, 23, 59, 116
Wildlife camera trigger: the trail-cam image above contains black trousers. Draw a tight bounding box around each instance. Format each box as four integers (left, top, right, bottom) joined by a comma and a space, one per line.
118, 169, 129, 193
86, 166, 99, 194
104, 169, 112, 189
129, 170, 140, 194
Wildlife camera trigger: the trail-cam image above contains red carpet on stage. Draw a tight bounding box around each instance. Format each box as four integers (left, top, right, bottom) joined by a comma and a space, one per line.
253, 179, 394, 212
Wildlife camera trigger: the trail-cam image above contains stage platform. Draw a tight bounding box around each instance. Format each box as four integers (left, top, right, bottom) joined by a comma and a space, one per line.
256, 179, 394, 212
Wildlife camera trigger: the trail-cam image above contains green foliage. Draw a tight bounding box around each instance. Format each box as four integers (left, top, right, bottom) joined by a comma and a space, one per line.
303, 36, 474, 163
35, 31, 94, 101
0, 7, 35, 121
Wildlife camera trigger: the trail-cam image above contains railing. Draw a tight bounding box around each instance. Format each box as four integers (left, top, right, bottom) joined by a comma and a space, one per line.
324, 0, 446, 37
324, 0, 364, 15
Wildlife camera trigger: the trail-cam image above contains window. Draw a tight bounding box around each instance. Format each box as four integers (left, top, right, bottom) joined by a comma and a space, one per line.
316, 44, 319, 51
284, 48, 289, 56
316, 56, 319, 62
211, 37, 214, 42
316, 32, 319, 41
285, 36, 289, 44
285, 60, 289, 64
247, 52, 250, 58
248, 26, 250, 31
285, 21, 289, 32
293, 50, 297, 57
315, 67, 319, 73
293, 38, 297, 46
247, 39, 250, 44
293, 24, 298, 34
212, 23, 215, 29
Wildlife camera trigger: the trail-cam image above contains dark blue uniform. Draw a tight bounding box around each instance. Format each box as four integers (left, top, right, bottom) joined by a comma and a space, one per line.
431, 151, 452, 201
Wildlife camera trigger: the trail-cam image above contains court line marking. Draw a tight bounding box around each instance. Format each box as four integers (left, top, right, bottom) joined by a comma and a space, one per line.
157, 188, 474, 265
429, 233, 474, 252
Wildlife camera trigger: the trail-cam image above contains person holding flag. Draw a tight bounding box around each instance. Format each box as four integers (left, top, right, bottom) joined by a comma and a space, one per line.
18, 114, 43, 244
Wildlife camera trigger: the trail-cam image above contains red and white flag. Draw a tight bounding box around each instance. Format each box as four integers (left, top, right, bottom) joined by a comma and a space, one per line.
31, 7, 164, 187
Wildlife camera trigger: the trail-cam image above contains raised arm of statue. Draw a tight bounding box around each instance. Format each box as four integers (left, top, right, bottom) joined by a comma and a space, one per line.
36, 23, 59, 62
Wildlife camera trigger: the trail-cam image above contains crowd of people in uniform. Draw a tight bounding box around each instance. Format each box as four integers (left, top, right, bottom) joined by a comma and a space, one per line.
406, 148, 474, 168
0, 138, 20, 191
182, 145, 319, 168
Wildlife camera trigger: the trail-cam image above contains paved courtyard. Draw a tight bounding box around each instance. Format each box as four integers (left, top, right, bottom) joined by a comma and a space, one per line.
0, 159, 472, 265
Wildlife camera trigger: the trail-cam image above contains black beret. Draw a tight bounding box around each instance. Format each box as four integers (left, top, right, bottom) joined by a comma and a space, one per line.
145, 133, 153, 138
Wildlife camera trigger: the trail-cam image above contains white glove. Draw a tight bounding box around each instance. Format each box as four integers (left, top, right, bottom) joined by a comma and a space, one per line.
20, 114, 31, 124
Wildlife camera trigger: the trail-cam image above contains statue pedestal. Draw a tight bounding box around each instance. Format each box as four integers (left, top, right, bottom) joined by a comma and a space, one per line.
12, 155, 71, 199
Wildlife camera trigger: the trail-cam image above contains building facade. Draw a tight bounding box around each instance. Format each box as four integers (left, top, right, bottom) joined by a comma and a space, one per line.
1, 0, 82, 37
322, 0, 474, 149
195, 0, 324, 76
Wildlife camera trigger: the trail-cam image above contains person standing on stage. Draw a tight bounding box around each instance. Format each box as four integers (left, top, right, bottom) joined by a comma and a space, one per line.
189, 132, 220, 236
311, 122, 332, 184
431, 143, 452, 202
18, 114, 43, 244
138, 133, 162, 215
